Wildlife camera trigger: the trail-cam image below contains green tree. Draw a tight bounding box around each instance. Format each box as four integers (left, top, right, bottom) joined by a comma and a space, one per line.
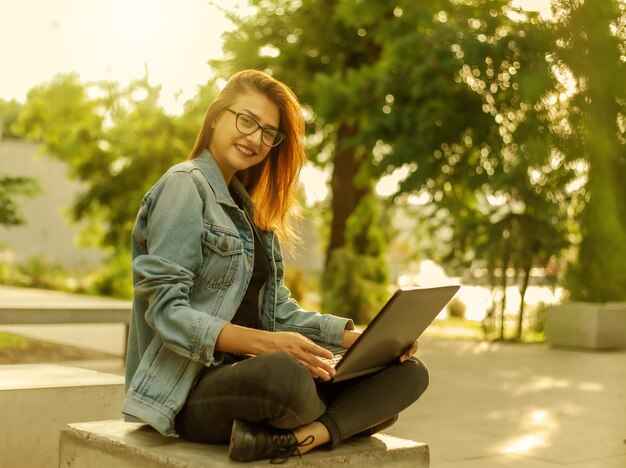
213, 0, 384, 264
550, 0, 626, 302
378, 3, 575, 340
322, 195, 389, 323
0, 98, 23, 139
212, 0, 576, 328
12, 73, 218, 296
0, 176, 39, 227
14, 72, 217, 249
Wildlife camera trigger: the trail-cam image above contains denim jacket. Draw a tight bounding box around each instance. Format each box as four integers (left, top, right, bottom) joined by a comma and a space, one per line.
123, 150, 353, 436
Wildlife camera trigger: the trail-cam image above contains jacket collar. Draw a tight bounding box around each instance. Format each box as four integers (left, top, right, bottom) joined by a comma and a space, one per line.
193, 150, 254, 213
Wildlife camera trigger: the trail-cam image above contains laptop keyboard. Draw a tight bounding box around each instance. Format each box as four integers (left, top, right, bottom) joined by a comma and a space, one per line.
315, 341, 347, 368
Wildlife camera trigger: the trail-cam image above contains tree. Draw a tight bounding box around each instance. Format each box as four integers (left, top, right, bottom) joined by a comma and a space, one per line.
322, 195, 390, 323
550, 0, 626, 302
1, 98, 40, 229
14, 72, 218, 249
0, 98, 23, 139
212, 0, 383, 265
0, 176, 39, 227
376, 3, 577, 340
12, 73, 218, 297
211, 1, 578, 329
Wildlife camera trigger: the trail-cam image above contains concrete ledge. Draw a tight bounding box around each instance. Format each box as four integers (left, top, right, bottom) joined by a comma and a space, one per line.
0, 364, 124, 468
60, 420, 429, 467
546, 302, 626, 350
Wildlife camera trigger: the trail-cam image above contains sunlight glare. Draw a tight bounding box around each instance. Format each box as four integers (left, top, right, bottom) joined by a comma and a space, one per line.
90, 0, 178, 61
376, 166, 410, 197
300, 164, 329, 205
502, 434, 546, 454
578, 382, 603, 392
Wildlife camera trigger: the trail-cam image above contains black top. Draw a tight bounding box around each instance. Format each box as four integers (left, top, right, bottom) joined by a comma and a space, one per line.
230, 194, 270, 329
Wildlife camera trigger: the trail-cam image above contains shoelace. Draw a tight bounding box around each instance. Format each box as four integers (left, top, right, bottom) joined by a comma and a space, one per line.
269, 434, 315, 464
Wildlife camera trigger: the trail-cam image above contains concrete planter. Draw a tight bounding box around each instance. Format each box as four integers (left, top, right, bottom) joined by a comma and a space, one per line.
546, 302, 626, 350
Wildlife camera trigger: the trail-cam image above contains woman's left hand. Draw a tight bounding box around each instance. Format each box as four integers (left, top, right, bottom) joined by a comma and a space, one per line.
342, 329, 361, 348
399, 340, 418, 362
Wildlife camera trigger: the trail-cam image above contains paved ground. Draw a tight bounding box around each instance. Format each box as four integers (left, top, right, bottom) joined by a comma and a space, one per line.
1, 285, 625, 467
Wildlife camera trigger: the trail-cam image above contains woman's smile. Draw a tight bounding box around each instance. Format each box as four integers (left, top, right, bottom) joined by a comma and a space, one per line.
234, 143, 255, 157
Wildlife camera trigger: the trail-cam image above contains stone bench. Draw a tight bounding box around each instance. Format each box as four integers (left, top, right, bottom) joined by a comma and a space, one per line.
59, 420, 429, 467
0, 364, 124, 468
0, 303, 131, 358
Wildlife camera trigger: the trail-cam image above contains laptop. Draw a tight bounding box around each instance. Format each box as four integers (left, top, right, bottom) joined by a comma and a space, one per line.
318, 284, 460, 383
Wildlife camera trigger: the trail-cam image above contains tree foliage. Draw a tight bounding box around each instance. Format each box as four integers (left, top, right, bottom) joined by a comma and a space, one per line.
549, 0, 626, 302
0, 176, 39, 227
322, 195, 389, 323
0, 98, 23, 139
7, 0, 624, 320
212, 0, 576, 326
13, 72, 218, 248
208, 0, 617, 329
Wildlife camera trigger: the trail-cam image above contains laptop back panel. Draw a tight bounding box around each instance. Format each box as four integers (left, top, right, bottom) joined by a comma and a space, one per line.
332, 285, 460, 382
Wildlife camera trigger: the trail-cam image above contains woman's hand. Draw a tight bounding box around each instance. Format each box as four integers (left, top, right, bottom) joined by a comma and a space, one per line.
342, 329, 361, 348
267, 331, 336, 380
215, 324, 343, 381
399, 340, 418, 362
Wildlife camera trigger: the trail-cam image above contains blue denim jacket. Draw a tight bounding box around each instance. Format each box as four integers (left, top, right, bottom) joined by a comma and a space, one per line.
123, 150, 352, 436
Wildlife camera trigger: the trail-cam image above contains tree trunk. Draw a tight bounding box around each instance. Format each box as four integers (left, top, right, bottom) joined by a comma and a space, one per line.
325, 122, 370, 264
498, 258, 510, 340
516, 265, 531, 341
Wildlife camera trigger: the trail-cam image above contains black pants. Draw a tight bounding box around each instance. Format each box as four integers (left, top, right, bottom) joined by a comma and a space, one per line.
175, 352, 429, 447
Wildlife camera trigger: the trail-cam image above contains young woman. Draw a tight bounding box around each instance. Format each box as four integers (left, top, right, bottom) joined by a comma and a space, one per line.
123, 69, 429, 463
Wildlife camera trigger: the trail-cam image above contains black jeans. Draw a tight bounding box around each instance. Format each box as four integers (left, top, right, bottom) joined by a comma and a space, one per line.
175, 352, 429, 447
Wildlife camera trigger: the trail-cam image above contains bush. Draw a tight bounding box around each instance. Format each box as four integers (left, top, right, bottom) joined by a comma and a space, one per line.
284, 266, 306, 303
323, 248, 388, 324
322, 196, 390, 325
447, 297, 467, 319
527, 301, 548, 334
86, 250, 133, 299
17, 255, 69, 290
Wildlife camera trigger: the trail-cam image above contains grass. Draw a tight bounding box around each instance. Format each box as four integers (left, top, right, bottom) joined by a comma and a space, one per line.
424, 317, 546, 344
424, 317, 484, 340
0, 332, 29, 350
0, 331, 117, 364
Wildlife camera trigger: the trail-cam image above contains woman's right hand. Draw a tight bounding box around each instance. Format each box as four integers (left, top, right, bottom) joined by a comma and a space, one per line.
266, 331, 336, 381
215, 325, 336, 380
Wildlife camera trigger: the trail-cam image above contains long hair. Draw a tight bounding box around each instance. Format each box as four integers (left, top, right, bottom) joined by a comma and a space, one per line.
188, 70, 305, 242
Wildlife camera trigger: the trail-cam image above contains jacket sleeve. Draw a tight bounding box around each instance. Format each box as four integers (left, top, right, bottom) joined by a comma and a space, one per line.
132, 170, 229, 365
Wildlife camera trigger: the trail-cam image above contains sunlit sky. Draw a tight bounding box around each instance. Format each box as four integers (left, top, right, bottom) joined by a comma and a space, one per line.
1, 0, 551, 110
1, 0, 551, 202
0, 0, 250, 114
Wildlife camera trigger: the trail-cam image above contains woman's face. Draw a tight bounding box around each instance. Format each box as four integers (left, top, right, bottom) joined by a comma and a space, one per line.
209, 91, 280, 184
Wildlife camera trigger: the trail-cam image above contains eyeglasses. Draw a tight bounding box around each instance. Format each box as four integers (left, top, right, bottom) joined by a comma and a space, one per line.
225, 109, 283, 147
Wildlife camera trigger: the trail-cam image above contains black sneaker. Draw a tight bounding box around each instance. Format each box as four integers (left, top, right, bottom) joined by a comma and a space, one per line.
228, 419, 313, 464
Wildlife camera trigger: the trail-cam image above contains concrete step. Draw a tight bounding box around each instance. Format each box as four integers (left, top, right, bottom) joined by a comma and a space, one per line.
0, 364, 124, 468
60, 419, 430, 467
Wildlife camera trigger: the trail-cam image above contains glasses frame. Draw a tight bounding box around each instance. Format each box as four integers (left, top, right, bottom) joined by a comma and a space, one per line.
225, 108, 283, 148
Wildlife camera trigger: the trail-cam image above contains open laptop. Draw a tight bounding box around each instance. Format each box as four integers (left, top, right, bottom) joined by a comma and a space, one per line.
319, 284, 460, 383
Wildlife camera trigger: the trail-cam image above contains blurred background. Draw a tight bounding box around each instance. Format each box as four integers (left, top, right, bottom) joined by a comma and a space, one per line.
1, 0, 625, 343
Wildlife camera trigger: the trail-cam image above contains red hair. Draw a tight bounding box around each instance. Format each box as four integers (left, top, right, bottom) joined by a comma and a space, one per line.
189, 70, 305, 241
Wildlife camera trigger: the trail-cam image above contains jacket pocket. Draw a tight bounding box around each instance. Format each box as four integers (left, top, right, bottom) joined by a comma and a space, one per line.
199, 226, 243, 288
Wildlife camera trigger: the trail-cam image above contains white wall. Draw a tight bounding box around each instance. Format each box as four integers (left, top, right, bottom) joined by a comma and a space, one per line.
0, 139, 105, 269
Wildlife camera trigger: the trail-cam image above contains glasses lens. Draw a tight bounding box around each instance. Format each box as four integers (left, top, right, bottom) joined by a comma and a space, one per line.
263, 129, 283, 147
232, 110, 283, 147
236, 114, 257, 133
